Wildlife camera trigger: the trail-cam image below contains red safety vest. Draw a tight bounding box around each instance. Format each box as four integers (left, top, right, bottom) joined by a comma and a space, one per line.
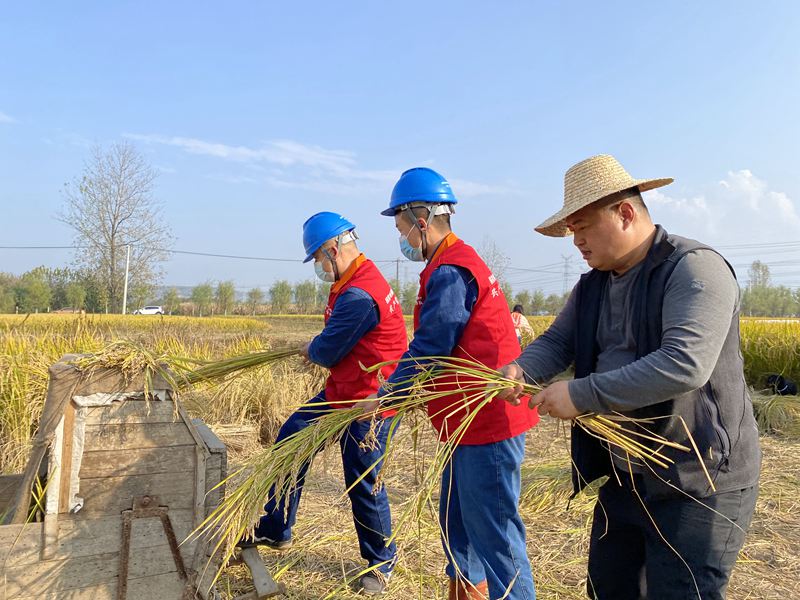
324, 258, 408, 409
415, 236, 539, 444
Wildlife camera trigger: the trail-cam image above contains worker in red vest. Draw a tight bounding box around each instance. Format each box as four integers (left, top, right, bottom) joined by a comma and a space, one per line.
240, 212, 408, 595
367, 169, 539, 600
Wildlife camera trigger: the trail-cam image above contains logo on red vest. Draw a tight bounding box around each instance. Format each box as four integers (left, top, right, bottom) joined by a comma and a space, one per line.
488, 273, 502, 299
384, 289, 400, 314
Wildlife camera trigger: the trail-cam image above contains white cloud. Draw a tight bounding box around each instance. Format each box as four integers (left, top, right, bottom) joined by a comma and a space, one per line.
0, 111, 16, 124
644, 170, 800, 246
450, 178, 520, 198
124, 132, 515, 198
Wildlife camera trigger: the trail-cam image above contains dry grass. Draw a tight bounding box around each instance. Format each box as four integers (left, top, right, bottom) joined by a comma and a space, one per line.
740, 318, 800, 387
2, 313, 799, 599
213, 418, 800, 599
752, 392, 800, 438
0, 313, 318, 473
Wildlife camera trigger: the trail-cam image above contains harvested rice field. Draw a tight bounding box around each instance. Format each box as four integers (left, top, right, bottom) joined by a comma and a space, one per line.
1, 314, 798, 599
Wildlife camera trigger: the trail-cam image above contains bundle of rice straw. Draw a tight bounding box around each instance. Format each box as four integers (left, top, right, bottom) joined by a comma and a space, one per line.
182, 345, 304, 386
71, 339, 189, 394
191, 355, 714, 579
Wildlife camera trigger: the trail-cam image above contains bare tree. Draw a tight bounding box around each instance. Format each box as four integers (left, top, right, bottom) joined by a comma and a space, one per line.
58, 142, 171, 313
748, 260, 771, 289
477, 235, 510, 282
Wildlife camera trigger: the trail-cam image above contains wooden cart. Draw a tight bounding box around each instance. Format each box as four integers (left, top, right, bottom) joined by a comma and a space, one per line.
0, 354, 280, 599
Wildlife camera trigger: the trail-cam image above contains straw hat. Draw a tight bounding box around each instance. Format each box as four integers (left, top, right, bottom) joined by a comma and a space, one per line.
536, 154, 673, 237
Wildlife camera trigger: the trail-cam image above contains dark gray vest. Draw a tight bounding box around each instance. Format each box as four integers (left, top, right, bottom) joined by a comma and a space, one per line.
571, 225, 761, 499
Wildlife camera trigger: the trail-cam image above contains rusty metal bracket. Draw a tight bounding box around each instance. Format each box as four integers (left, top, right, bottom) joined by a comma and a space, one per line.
117, 495, 190, 600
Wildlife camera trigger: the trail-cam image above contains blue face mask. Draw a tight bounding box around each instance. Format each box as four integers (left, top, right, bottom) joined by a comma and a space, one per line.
314, 260, 335, 282
399, 233, 424, 262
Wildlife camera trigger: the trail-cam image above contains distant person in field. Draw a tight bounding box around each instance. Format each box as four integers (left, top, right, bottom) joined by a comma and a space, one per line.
511, 304, 534, 345
498, 155, 761, 600
364, 168, 539, 600
239, 212, 408, 596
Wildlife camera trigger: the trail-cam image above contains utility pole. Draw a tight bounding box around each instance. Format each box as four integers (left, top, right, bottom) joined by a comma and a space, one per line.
121, 244, 131, 315
395, 258, 400, 285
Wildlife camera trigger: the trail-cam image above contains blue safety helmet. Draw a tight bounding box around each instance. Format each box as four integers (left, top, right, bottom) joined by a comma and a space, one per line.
302, 212, 356, 263
381, 167, 458, 216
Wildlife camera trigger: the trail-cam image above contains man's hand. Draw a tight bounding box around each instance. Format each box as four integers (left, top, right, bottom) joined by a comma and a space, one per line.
358, 393, 382, 421
495, 362, 526, 406
300, 342, 313, 367
530, 380, 579, 420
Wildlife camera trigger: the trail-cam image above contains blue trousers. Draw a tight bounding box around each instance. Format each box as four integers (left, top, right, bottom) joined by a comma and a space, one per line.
439, 433, 536, 600
253, 392, 397, 573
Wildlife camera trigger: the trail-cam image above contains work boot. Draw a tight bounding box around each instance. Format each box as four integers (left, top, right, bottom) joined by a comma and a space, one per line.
359, 570, 390, 595
236, 533, 292, 550
448, 578, 488, 600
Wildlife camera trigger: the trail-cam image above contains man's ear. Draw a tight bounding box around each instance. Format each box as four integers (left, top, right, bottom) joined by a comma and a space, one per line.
619, 201, 636, 228
416, 216, 429, 232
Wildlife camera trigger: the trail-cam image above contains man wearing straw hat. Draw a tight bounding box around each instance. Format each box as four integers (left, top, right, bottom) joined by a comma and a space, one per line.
500, 155, 761, 599
370, 167, 539, 600
239, 212, 408, 595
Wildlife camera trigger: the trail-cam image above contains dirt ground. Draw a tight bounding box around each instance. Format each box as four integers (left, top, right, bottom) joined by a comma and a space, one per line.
217, 417, 799, 600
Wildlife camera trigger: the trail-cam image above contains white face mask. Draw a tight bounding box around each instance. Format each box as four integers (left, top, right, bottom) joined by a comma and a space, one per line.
314, 260, 335, 282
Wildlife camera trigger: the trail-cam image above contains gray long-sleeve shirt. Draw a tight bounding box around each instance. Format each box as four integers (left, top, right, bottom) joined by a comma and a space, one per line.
515, 249, 739, 414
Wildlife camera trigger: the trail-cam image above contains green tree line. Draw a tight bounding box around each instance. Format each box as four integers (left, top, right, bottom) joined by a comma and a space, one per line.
4, 260, 795, 318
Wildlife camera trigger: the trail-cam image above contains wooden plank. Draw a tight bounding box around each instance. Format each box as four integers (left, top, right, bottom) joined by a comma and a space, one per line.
10, 359, 79, 524
192, 419, 227, 454
177, 407, 209, 458
4, 542, 184, 597
5, 551, 120, 596
240, 546, 281, 598
45, 414, 65, 516
82, 401, 178, 425
204, 455, 225, 511
12, 572, 188, 600
126, 571, 187, 600
0, 474, 23, 513
73, 471, 195, 516
83, 422, 195, 451
59, 402, 76, 514
193, 446, 207, 528
78, 446, 196, 479
41, 515, 59, 561
67, 364, 175, 398
0, 522, 41, 563
2, 510, 195, 565
13, 583, 116, 600
42, 412, 65, 559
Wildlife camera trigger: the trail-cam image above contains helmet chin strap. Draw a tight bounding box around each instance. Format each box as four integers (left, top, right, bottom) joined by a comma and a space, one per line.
322, 248, 340, 282
402, 205, 435, 259
322, 230, 358, 282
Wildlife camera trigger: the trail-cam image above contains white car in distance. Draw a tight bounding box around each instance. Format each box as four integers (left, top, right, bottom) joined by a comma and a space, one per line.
133, 305, 164, 315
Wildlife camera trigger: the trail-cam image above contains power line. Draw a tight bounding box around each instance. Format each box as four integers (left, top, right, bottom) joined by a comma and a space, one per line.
0, 244, 405, 264
0, 245, 83, 250
561, 255, 573, 295
716, 240, 800, 250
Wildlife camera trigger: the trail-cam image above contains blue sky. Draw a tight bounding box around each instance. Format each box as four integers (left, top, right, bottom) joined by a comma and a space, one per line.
2, 1, 799, 296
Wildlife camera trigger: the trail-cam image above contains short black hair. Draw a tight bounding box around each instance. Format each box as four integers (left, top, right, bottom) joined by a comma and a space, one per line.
401, 206, 452, 229
513, 304, 524, 313
603, 187, 650, 216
